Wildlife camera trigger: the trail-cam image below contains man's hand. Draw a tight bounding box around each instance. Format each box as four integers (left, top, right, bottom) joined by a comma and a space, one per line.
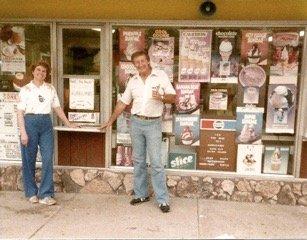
20, 131, 28, 146
98, 121, 111, 130
152, 90, 164, 102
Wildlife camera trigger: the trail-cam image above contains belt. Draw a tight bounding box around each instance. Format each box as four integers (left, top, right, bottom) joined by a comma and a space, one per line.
134, 114, 160, 120
25, 113, 49, 116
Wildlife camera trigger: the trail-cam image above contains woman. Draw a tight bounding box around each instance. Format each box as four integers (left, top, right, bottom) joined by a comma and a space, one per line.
17, 60, 77, 205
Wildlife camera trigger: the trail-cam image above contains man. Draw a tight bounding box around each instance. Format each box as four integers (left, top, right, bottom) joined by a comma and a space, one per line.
100, 51, 176, 213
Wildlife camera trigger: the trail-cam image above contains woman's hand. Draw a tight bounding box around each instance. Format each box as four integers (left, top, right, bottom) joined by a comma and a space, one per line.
67, 122, 80, 128
20, 131, 28, 146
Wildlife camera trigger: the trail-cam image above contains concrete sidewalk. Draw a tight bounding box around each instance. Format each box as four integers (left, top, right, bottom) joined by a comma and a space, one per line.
0, 191, 307, 239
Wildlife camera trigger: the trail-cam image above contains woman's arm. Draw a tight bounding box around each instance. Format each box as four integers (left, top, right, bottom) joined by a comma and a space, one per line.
53, 106, 78, 128
17, 109, 28, 146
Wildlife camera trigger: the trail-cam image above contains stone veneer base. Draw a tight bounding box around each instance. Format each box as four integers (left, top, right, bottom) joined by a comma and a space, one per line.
1, 165, 307, 207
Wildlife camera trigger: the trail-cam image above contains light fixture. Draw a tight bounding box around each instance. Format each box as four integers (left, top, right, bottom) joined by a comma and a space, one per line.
299, 30, 305, 37
199, 0, 216, 16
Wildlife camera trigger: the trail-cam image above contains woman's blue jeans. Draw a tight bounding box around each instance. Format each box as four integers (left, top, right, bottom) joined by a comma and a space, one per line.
21, 114, 54, 198
130, 115, 169, 204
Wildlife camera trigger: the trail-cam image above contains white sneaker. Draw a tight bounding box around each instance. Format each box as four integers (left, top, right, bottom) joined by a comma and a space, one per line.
39, 196, 57, 206
29, 196, 39, 204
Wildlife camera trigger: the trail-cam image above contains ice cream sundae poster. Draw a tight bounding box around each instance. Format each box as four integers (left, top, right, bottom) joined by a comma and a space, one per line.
269, 32, 300, 85
265, 84, 296, 134
168, 152, 196, 170
209, 88, 228, 110
116, 145, 133, 167
211, 30, 239, 84
118, 62, 137, 93
174, 114, 200, 146
236, 107, 264, 144
175, 83, 200, 114
263, 146, 289, 175
0, 26, 26, 73
236, 144, 263, 175
148, 35, 175, 82
240, 30, 269, 66
119, 28, 145, 62
178, 29, 212, 83
198, 119, 237, 171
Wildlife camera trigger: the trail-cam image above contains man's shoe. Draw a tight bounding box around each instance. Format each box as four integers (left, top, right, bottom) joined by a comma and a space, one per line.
159, 203, 170, 213
130, 196, 150, 205
29, 196, 38, 204
39, 196, 57, 206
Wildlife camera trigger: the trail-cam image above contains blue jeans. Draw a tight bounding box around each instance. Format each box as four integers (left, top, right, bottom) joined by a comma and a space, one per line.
130, 115, 169, 204
21, 114, 54, 198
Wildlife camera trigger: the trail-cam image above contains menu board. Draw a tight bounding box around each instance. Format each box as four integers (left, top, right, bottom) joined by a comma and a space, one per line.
198, 119, 237, 171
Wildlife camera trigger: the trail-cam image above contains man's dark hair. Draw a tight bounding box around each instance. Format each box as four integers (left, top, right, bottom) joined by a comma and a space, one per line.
131, 50, 150, 62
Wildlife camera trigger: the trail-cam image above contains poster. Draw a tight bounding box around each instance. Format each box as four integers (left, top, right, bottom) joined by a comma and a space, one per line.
168, 152, 196, 170
68, 112, 99, 123
178, 29, 212, 82
198, 119, 237, 171
209, 88, 228, 110
236, 144, 263, 175
0, 26, 26, 72
265, 84, 296, 134
116, 145, 133, 167
0, 134, 21, 161
0, 92, 19, 134
270, 32, 299, 84
119, 28, 145, 62
263, 146, 289, 175
118, 62, 137, 93
69, 78, 94, 110
211, 30, 239, 83
148, 30, 174, 81
162, 103, 173, 133
174, 114, 200, 146
236, 107, 264, 144
175, 82, 200, 114
241, 30, 269, 66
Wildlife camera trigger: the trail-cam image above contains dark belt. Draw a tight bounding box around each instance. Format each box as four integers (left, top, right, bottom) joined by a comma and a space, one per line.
134, 114, 160, 120
25, 113, 49, 116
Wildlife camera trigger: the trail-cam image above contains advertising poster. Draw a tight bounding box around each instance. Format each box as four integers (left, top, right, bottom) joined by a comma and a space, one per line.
265, 84, 296, 134
148, 30, 174, 81
0, 133, 21, 161
236, 107, 264, 144
175, 82, 200, 114
119, 28, 145, 62
236, 144, 263, 175
211, 30, 239, 83
68, 112, 99, 123
178, 29, 212, 82
238, 64, 267, 107
0, 26, 26, 72
270, 32, 299, 84
162, 103, 173, 133
168, 152, 196, 170
263, 146, 289, 175
118, 62, 137, 93
69, 78, 94, 110
116, 145, 133, 167
198, 119, 237, 171
0, 92, 19, 134
241, 30, 269, 66
209, 88, 228, 110
174, 114, 200, 146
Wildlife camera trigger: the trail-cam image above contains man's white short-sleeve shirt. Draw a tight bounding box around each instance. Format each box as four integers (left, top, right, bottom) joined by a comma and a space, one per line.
17, 81, 61, 114
120, 69, 175, 117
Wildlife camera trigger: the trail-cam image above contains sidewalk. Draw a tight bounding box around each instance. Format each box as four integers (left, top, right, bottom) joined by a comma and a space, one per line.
1, 191, 307, 239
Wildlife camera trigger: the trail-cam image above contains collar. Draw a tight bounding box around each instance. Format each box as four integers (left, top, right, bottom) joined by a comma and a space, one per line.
135, 68, 159, 79
29, 80, 46, 89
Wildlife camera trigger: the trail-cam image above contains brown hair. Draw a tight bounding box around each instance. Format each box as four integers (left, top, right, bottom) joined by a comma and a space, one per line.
30, 60, 51, 82
131, 50, 150, 62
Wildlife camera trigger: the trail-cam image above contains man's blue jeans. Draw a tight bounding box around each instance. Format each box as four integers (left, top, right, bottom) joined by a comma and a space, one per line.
130, 115, 169, 204
21, 114, 54, 198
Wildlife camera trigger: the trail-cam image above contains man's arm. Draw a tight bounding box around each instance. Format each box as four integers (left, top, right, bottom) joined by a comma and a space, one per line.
99, 100, 127, 130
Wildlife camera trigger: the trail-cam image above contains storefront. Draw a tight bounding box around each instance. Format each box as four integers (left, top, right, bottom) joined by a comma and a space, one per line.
0, 1, 307, 205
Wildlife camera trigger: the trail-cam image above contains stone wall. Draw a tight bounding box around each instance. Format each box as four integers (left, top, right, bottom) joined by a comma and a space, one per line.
1, 165, 307, 206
